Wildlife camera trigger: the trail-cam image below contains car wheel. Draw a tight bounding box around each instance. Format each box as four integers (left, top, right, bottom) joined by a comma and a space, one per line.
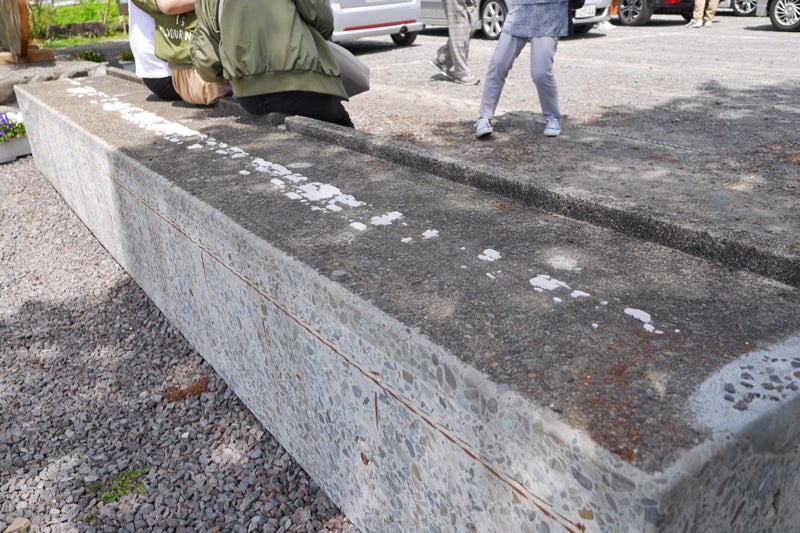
681, 9, 694, 20
480, 0, 507, 40
768, 0, 800, 29
732, 0, 757, 15
617, 0, 653, 25
391, 30, 418, 46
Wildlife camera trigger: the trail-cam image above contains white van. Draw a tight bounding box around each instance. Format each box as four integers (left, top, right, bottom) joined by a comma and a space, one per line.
329, 0, 425, 46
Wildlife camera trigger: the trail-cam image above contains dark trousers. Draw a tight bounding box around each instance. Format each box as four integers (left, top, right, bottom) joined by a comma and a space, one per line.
238, 91, 354, 128
143, 76, 181, 101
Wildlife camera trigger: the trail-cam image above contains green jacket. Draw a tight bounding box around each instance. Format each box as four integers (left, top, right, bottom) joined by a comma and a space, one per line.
130, 0, 195, 67
191, 0, 347, 100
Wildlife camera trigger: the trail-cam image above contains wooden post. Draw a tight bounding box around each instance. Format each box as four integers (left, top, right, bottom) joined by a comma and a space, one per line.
0, 0, 55, 64
16, 0, 28, 57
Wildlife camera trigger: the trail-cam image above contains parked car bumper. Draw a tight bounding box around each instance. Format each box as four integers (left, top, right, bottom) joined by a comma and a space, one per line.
574, 0, 613, 27
330, 0, 424, 42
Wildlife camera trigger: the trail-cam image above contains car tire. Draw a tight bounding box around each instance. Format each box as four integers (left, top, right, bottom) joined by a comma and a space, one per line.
480, 0, 507, 40
768, 0, 800, 30
731, 0, 757, 15
681, 9, 694, 20
617, 0, 654, 25
391, 30, 419, 46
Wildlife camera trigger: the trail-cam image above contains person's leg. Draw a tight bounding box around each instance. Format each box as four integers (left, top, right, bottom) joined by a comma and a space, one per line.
704, 0, 720, 20
238, 91, 354, 128
439, 0, 474, 77
142, 76, 181, 101
530, 36, 560, 121
691, 0, 705, 21
478, 33, 527, 120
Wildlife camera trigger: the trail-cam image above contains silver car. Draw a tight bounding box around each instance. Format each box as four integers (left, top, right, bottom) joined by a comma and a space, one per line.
329, 0, 425, 46
755, 0, 800, 30
421, 0, 611, 38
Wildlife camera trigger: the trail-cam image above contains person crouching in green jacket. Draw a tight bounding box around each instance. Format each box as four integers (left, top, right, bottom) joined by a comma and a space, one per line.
131, 0, 231, 106
191, 0, 354, 128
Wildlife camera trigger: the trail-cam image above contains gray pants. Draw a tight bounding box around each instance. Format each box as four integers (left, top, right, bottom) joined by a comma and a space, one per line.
479, 32, 560, 121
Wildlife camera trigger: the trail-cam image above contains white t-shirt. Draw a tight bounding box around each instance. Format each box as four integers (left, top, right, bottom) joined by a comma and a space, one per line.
128, 2, 171, 78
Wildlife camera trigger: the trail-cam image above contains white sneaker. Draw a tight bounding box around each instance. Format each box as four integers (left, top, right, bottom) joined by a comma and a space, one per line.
474, 117, 493, 139
543, 117, 561, 137
453, 73, 480, 86
702, 19, 712, 27
595, 20, 615, 31
685, 20, 703, 28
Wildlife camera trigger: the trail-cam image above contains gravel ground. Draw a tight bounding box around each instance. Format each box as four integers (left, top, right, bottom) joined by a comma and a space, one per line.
0, 156, 355, 532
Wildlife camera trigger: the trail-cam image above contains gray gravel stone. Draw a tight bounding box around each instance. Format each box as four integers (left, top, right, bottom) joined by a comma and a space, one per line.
1, 157, 355, 532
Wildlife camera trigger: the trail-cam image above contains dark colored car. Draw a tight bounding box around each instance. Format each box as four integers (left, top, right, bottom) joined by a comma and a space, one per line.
617, 0, 694, 25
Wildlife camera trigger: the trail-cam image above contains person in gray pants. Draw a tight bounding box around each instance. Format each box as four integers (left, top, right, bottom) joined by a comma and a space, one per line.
474, 0, 569, 138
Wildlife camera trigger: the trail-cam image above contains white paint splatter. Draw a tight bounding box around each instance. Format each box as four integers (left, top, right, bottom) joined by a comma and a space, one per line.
486, 273, 496, 280
571, 290, 590, 298
624, 308, 664, 334
478, 249, 501, 262
66, 86, 97, 95
592, 323, 599, 329
401, 237, 413, 243
332, 195, 365, 208
297, 183, 340, 201
370, 212, 403, 226
63, 82, 404, 242
422, 229, 439, 239
553, 297, 562, 303
529, 275, 570, 292
624, 308, 651, 323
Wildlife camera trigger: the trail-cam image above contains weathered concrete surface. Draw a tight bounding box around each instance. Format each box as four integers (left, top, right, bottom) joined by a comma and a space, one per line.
15, 73, 800, 532
340, 19, 800, 287
0, 58, 106, 104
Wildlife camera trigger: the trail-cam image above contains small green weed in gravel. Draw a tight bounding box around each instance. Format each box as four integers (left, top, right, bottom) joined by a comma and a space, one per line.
72, 48, 107, 62
100, 467, 149, 503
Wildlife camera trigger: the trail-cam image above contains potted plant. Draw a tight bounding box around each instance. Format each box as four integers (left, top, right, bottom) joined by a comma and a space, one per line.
120, 48, 136, 72
0, 111, 31, 164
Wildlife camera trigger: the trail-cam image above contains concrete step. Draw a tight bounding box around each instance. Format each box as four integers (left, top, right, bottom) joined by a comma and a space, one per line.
15, 73, 800, 532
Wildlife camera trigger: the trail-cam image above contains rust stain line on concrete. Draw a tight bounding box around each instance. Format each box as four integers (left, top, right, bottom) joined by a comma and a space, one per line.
374, 392, 379, 431
65, 140, 586, 533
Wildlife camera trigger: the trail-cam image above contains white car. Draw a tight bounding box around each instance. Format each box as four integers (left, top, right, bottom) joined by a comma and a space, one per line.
421, 0, 611, 38
328, 0, 425, 46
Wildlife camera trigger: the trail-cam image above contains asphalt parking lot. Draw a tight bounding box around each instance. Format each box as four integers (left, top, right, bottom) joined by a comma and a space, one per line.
340, 13, 799, 284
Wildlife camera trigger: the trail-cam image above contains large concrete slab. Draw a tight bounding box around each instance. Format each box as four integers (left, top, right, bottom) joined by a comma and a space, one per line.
15, 73, 800, 532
